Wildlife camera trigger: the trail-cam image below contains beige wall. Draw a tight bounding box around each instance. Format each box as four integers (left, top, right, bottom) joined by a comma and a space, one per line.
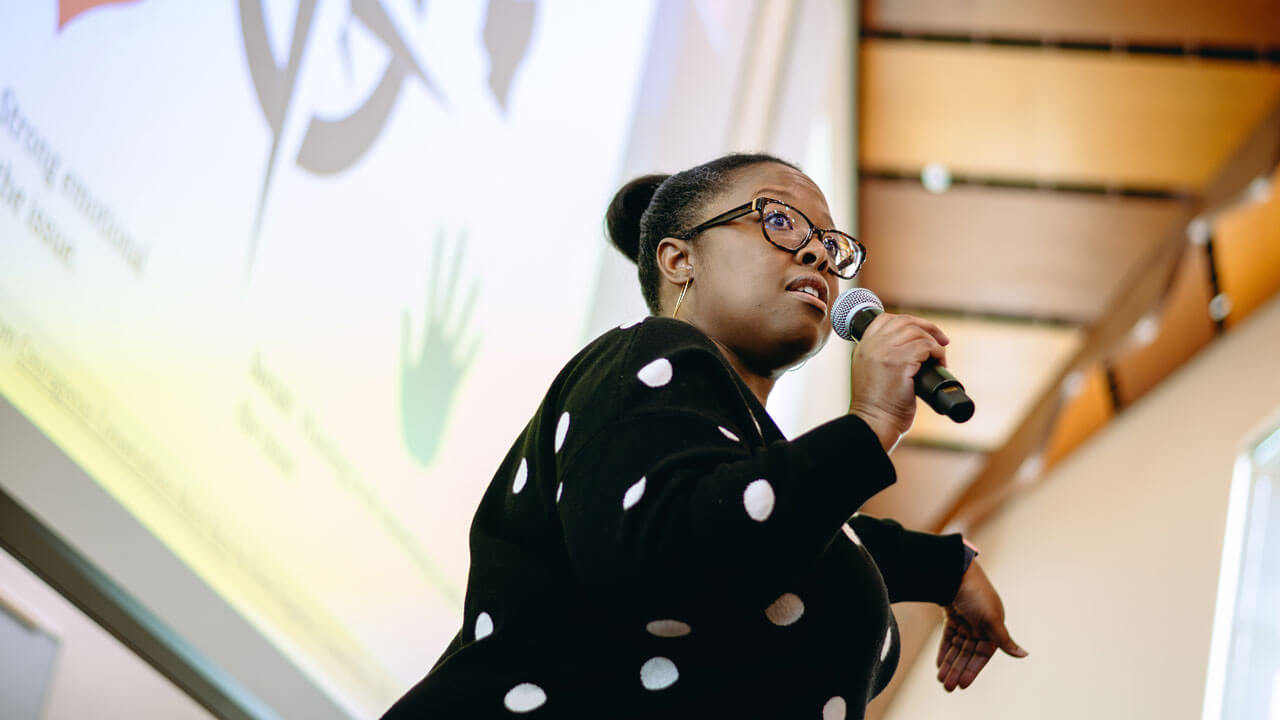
886, 292, 1280, 719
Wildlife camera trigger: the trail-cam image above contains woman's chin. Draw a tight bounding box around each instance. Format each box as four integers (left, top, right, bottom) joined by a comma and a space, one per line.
768, 322, 829, 370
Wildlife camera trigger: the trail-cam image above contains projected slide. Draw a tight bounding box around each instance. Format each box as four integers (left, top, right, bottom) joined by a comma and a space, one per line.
0, 1, 655, 715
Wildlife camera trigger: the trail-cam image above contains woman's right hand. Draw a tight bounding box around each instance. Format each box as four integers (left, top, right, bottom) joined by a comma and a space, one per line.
847, 311, 950, 452
936, 561, 1028, 691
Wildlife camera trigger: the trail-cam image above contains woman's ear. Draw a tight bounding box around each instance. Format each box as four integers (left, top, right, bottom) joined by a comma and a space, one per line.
655, 237, 694, 284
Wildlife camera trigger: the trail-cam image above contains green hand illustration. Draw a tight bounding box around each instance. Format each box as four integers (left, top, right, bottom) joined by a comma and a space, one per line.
401, 228, 481, 466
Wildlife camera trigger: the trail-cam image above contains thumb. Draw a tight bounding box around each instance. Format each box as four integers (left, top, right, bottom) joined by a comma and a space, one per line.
992, 622, 1029, 658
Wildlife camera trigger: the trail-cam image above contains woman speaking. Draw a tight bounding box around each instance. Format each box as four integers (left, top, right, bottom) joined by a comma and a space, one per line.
382, 153, 1027, 718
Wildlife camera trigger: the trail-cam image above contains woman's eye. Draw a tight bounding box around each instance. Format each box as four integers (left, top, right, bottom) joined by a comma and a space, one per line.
764, 211, 794, 230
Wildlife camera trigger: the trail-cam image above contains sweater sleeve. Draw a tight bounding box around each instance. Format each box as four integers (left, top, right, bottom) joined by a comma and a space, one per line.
552, 324, 896, 613
845, 514, 967, 605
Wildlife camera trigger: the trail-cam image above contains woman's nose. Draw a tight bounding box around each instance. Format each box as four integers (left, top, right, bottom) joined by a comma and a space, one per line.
794, 233, 830, 273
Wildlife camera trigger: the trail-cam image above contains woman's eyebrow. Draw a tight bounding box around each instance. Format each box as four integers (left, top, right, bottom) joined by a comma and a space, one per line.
753, 186, 790, 199
753, 189, 835, 226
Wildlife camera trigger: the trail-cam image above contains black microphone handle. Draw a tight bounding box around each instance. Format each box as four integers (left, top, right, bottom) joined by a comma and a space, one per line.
851, 307, 974, 423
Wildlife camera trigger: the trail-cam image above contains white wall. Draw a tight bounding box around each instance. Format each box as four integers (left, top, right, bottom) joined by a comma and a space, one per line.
885, 293, 1280, 719
0, 546, 212, 720
584, 0, 858, 439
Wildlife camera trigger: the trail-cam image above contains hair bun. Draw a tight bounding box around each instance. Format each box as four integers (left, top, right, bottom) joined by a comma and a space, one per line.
605, 173, 668, 264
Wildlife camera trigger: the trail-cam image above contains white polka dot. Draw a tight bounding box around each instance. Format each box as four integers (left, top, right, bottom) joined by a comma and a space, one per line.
503, 683, 546, 713
556, 482, 563, 503
640, 656, 679, 690
743, 479, 775, 521
842, 525, 862, 546
619, 318, 643, 329
645, 619, 691, 638
718, 426, 740, 442
623, 477, 646, 510
765, 593, 804, 626
512, 458, 528, 494
823, 696, 847, 720
880, 625, 893, 661
637, 358, 673, 387
554, 412, 570, 452
474, 612, 493, 640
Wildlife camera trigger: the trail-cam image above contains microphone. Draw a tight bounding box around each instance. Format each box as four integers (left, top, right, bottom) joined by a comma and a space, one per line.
831, 288, 975, 423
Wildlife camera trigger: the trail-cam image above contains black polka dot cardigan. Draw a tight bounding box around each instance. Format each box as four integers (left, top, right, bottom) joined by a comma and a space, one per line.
382, 317, 968, 719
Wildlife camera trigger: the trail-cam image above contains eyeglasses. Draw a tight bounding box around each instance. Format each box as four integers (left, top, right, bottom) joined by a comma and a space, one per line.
678, 197, 866, 279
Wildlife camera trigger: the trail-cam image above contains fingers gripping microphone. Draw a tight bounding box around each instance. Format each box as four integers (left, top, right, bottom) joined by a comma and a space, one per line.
832, 288, 975, 423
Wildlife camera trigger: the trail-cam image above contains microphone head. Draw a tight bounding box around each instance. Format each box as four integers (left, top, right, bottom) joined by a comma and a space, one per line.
831, 287, 883, 341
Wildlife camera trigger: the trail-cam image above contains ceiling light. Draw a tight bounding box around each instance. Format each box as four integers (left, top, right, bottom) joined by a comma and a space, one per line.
1209, 293, 1233, 323
1187, 217, 1211, 246
1246, 175, 1273, 205
920, 162, 951, 194
1061, 371, 1086, 401
1129, 313, 1160, 348
1015, 454, 1045, 485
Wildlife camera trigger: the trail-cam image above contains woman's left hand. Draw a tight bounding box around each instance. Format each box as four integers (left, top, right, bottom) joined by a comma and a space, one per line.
935, 561, 1028, 691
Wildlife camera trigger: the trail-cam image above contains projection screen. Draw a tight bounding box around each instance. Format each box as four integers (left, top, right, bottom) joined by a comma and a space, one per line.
0, 1, 664, 715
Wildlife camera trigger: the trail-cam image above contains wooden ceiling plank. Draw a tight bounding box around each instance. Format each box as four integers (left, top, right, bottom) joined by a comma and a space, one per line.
863, 0, 1280, 48
860, 40, 1280, 189
858, 179, 1192, 323
1202, 93, 1280, 210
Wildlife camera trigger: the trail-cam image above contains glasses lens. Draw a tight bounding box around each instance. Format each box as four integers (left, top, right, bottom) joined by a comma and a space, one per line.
760, 200, 864, 278
760, 202, 810, 250
821, 232, 864, 279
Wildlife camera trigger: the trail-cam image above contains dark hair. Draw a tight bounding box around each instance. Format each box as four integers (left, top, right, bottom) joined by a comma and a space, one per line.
605, 153, 800, 314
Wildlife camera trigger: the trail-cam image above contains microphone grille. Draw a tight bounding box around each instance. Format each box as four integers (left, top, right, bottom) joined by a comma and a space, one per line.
831, 287, 883, 341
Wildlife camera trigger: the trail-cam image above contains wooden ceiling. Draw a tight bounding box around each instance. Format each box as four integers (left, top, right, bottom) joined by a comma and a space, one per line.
859, 180, 1192, 323
855, 3, 1280, 715
861, 40, 1280, 189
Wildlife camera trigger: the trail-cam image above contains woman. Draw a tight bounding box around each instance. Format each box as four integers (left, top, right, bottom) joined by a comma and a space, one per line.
383, 153, 1027, 719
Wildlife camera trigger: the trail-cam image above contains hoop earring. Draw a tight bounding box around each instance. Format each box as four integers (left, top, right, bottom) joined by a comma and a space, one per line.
672, 278, 692, 319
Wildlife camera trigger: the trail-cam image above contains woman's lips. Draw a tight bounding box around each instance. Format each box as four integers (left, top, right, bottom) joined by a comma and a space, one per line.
785, 275, 830, 314
787, 287, 829, 314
